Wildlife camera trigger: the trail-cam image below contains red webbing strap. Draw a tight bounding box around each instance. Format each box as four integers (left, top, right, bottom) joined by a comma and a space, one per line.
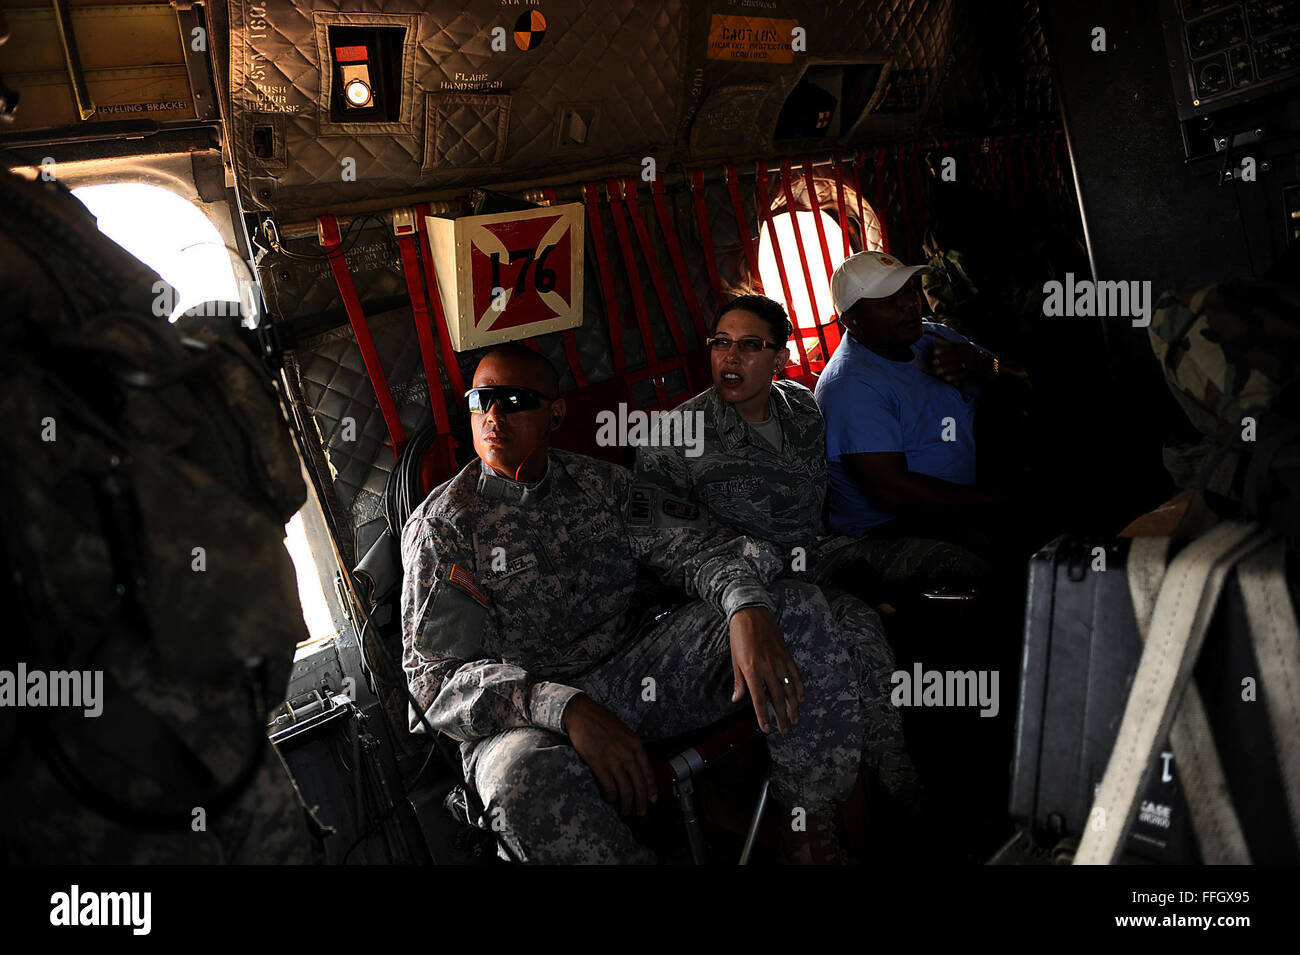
754, 160, 811, 378
412, 202, 466, 402
689, 168, 726, 310
863, 148, 891, 253
1029, 133, 1051, 200
539, 188, 589, 389
395, 230, 450, 435
318, 213, 406, 456
1052, 130, 1068, 195
984, 137, 1002, 199
724, 163, 764, 293
802, 156, 835, 283
651, 177, 708, 342
1016, 135, 1029, 210
895, 143, 915, 260
909, 142, 928, 254
780, 159, 828, 361
395, 224, 457, 478
1003, 135, 1019, 213
1053, 130, 1073, 221
1041, 132, 1065, 222
583, 183, 627, 376
605, 178, 665, 404
831, 153, 852, 259
623, 176, 689, 357
622, 355, 691, 413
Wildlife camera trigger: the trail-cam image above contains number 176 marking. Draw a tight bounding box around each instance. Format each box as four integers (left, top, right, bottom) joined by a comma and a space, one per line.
489, 244, 558, 298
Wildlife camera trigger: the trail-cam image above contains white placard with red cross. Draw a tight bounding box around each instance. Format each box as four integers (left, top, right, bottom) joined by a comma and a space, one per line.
425, 203, 585, 351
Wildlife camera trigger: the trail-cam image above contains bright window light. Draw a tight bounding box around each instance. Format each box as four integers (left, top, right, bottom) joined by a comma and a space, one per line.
74, 182, 239, 322
758, 209, 847, 359
71, 182, 336, 643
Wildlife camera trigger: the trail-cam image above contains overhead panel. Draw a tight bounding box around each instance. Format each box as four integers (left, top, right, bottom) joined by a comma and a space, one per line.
223, 0, 957, 223
0, 2, 196, 129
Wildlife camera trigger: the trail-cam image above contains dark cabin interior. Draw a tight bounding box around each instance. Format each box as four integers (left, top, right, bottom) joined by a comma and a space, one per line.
1, 0, 1298, 891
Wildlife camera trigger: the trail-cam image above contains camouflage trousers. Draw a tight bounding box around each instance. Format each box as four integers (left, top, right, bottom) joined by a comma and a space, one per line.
463, 580, 867, 864
820, 587, 915, 796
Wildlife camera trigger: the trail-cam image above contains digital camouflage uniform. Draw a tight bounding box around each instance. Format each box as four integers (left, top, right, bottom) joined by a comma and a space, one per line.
1149, 280, 1300, 446
400, 450, 866, 864
1149, 278, 1300, 534
632, 380, 914, 789
0, 171, 314, 864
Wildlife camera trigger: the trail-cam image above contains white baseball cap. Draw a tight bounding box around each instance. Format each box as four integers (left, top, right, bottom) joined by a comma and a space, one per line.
830, 251, 928, 314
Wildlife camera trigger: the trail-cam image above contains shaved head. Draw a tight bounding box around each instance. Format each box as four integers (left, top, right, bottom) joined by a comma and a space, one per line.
477, 342, 559, 397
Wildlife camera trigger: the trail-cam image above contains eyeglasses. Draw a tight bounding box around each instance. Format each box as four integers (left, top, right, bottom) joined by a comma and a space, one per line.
464, 385, 556, 415
706, 336, 782, 354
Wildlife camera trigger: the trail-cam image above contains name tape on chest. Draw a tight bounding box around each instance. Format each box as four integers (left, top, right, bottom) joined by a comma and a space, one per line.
703, 475, 765, 502
481, 550, 539, 583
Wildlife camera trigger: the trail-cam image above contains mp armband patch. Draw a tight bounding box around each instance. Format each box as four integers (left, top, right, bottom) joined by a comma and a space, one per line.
446, 563, 489, 607
627, 487, 654, 527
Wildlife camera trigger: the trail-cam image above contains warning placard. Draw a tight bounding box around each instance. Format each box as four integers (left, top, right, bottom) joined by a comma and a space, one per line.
706, 15, 798, 63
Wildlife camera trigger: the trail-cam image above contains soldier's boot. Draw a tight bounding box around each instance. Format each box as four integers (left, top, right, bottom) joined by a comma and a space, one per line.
778, 808, 850, 865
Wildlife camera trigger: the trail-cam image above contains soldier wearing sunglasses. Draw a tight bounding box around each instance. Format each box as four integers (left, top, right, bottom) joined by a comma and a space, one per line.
399, 342, 868, 863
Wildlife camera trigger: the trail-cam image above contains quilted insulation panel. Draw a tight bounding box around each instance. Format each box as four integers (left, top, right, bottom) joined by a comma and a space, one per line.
226, 0, 958, 220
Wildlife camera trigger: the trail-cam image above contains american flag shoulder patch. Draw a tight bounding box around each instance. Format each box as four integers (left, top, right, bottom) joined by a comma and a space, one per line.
446, 564, 488, 607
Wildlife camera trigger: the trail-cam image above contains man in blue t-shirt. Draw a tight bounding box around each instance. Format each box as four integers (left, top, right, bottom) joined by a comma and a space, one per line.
815, 251, 1014, 547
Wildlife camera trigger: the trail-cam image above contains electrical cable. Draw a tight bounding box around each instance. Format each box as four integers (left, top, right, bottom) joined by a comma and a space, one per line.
1232, 178, 1258, 278
256, 213, 392, 263
1217, 131, 1258, 279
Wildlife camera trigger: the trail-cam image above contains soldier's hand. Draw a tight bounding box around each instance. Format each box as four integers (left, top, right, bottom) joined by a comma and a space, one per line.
728, 607, 805, 735
930, 339, 992, 384
563, 694, 657, 816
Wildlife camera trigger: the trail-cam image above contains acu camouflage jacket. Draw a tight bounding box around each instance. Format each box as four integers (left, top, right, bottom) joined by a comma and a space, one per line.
634, 380, 862, 578
400, 450, 784, 744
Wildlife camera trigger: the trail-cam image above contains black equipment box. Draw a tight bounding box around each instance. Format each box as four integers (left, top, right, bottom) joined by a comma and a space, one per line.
1011, 535, 1298, 864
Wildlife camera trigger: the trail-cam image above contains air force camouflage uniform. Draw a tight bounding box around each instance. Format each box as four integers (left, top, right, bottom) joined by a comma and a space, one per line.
400, 450, 866, 864
633, 380, 911, 785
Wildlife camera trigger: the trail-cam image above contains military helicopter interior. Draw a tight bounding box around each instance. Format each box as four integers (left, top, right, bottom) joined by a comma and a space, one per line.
2, 0, 1299, 879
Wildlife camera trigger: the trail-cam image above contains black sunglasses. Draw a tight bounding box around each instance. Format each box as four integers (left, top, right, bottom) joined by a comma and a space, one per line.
465, 385, 557, 415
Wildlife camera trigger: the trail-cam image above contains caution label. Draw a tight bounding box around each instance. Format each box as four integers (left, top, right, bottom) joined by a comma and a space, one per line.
706, 14, 798, 63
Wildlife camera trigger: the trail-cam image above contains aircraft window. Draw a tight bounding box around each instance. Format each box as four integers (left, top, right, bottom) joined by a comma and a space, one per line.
758, 208, 856, 358
71, 181, 339, 645
73, 182, 243, 322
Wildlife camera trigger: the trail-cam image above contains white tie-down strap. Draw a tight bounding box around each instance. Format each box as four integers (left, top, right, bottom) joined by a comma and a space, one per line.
1125, 535, 1251, 864
1126, 536, 1169, 628
1075, 521, 1270, 865
1237, 542, 1300, 843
